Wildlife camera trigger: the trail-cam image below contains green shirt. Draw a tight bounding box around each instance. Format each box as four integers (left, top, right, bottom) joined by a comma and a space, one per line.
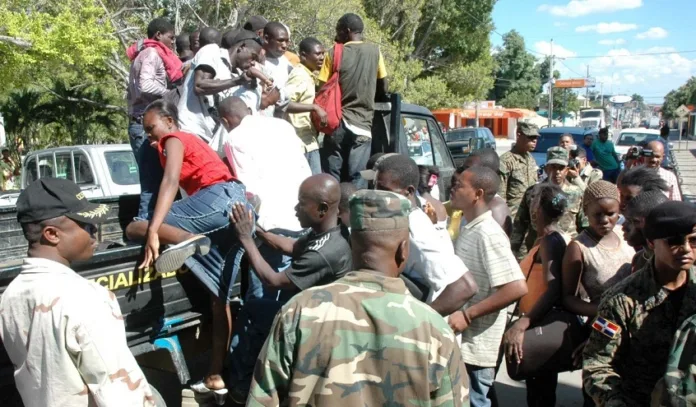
591, 139, 619, 171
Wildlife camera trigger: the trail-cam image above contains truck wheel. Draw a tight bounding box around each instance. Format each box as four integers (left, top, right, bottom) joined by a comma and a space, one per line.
149, 384, 167, 407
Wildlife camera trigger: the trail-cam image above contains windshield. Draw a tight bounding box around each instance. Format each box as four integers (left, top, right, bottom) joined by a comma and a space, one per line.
581, 119, 600, 128
581, 111, 602, 118
617, 132, 660, 146
534, 132, 584, 152
104, 151, 139, 185
446, 129, 475, 142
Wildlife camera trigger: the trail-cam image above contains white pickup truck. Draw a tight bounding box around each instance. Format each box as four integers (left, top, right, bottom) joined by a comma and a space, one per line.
0, 144, 141, 264
0, 144, 140, 208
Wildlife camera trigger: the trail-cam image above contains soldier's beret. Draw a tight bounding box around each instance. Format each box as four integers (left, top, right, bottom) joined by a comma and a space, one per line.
349, 190, 411, 232
644, 201, 696, 241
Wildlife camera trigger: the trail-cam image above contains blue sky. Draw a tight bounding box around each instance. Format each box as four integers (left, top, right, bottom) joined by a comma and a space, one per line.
491, 0, 696, 103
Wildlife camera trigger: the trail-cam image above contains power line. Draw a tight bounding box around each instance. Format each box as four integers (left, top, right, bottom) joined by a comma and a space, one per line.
556, 59, 585, 78
564, 49, 696, 59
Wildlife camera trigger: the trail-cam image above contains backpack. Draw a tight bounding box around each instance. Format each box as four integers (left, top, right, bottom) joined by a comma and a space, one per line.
312, 44, 344, 135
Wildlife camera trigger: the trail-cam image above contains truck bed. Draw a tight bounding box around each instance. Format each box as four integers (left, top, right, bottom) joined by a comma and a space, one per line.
0, 194, 140, 266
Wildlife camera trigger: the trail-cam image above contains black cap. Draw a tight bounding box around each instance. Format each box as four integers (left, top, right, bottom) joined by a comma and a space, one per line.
17, 178, 109, 225
644, 201, 696, 241
243, 15, 268, 32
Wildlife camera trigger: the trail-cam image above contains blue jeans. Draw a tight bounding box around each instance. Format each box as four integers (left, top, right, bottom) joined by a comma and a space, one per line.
227, 298, 282, 396
163, 181, 251, 302
602, 168, 620, 183
305, 149, 322, 175
320, 121, 372, 189
466, 364, 495, 407
128, 121, 164, 220
245, 228, 302, 303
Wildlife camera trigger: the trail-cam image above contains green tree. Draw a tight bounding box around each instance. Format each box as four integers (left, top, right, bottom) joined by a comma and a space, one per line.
490, 30, 541, 109
662, 77, 696, 119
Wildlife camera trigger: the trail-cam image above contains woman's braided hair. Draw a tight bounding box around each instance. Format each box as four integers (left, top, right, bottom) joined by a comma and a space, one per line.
583, 180, 620, 211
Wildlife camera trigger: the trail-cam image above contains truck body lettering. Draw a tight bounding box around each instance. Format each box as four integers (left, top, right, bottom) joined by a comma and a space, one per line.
90, 267, 188, 291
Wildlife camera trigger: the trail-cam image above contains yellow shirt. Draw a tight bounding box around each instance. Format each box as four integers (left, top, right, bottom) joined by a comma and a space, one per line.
285, 64, 319, 152
317, 41, 388, 82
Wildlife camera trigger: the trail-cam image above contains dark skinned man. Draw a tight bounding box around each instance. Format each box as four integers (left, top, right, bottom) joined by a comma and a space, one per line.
374, 154, 478, 315
319, 13, 389, 188
247, 189, 469, 406
177, 27, 268, 155
498, 122, 539, 220
285, 37, 328, 174
449, 165, 527, 407
260, 22, 292, 117
646, 140, 681, 201
226, 174, 352, 402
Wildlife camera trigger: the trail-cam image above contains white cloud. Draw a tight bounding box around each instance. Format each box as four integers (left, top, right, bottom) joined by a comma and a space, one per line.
575, 22, 638, 34
636, 27, 668, 40
534, 41, 577, 58
554, 22, 568, 27
538, 0, 642, 17
590, 47, 696, 97
598, 38, 627, 46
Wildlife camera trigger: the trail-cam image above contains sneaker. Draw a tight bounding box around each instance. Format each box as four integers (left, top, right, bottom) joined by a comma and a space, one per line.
155, 235, 211, 273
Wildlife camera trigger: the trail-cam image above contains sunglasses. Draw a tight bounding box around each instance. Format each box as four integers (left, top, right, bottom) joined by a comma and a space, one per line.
75, 220, 98, 236
664, 234, 696, 248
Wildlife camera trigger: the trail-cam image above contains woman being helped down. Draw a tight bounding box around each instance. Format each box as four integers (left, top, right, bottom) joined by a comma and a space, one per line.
126, 100, 250, 400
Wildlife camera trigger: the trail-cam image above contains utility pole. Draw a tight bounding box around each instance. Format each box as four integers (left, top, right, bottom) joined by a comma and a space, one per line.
548, 39, 554, 127
586, 65, 590, 109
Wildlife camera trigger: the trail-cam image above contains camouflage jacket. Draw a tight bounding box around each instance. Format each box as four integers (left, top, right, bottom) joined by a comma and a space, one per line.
498, 150, 538, 220
583, 262, 696, 407
247, 271, 469, 407
651, 314, 696, 407
569, 163, 603, 192
510, 181, 587, 259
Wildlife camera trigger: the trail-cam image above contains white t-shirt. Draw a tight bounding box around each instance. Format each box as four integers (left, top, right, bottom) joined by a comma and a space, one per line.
454, 210, 524, 367
178, 44, 233, 151
261, 55, 292, 117
404, 208, 469, 303
223, 115, 311, 231
229, 63, 264, 114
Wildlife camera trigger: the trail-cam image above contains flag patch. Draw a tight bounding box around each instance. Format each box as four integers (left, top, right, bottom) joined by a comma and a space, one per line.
592, 316, 621, 339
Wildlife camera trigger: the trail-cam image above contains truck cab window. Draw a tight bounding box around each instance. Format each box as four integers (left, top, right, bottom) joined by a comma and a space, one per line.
25, 156, 38, 185
74, 152, 94, 185
403, 116, 434, 166
38, 154, 55, 179
55, 153, 74, 182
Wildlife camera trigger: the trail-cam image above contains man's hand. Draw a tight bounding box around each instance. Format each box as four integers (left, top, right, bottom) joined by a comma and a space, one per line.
246, 67, 273, 88
313, 105, 328, 127
230, 202, 254, 243
566, 168, 579, 179
423, 202, 438, 224
139, 229, 160, 269
448, 310, 472, 333
261, 87, 280, 109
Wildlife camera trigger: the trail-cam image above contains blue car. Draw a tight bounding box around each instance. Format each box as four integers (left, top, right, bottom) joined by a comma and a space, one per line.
533, 127, 599, 167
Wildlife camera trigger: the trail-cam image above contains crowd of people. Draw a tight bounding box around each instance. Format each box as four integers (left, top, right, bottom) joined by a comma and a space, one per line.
1, 11, 696, 407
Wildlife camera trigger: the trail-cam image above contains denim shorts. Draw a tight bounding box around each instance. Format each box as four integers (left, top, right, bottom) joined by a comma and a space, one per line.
163, 181, 251, 302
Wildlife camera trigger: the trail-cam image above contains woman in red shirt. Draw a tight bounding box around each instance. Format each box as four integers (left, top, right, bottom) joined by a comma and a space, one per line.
126, 100, 250, 400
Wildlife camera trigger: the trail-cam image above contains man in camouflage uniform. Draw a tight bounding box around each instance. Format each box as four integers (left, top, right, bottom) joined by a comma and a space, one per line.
510, 147, 587, 259
583, 201, 696, 406
247, 190, 469, 406
498, 122, 539, 220
567, 147, 602, 192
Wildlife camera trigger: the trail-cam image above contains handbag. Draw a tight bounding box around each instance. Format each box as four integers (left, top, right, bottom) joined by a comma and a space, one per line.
505, 241, 590, 381
311, 43, 343, 134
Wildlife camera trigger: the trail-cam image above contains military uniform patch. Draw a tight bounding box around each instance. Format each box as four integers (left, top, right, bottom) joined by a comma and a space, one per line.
592, 316, 621, 339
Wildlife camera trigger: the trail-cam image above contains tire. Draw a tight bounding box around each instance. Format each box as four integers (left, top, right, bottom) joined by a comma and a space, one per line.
149, 384, 167, 407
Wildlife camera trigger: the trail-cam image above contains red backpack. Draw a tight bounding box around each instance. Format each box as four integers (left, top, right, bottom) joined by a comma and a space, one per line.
312, 43, 343, 134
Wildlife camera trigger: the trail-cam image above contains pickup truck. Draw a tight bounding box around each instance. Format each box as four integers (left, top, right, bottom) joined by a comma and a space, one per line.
0, 144, 141, 266
0, 94, 456, 406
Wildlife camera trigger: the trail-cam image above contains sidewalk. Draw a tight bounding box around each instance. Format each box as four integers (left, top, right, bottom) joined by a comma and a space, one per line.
671, 141, 696, 204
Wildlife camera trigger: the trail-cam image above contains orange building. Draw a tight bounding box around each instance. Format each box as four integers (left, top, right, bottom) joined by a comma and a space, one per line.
433, 107, 537, 139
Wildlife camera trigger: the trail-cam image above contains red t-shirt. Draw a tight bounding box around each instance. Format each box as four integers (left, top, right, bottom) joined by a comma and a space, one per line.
158, 131, 235, 196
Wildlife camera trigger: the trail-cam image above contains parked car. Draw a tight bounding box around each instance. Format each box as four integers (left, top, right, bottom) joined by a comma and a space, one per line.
533, 127, 599, 167
614, 128, 662, 158
445, 127, 496, 166
408, 141, 434, 166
